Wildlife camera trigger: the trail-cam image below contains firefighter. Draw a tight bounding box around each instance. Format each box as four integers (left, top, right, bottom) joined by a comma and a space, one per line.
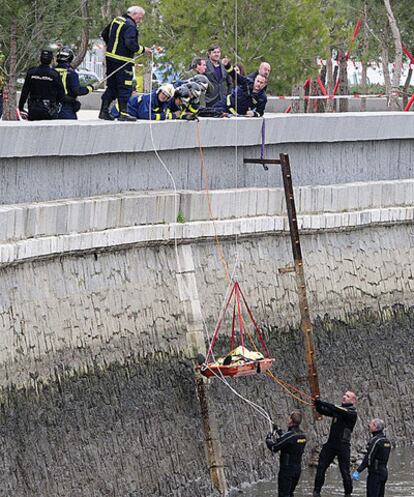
265, 411, 307, 497
313, 391, 358, 497
167, 85, 191, 118
100, 5, 152, 121
111, 83, 175, 120
214, 58, 267, 117
352, 418, 391, 497
54, 47, 94, 119
18, 49, 65, 121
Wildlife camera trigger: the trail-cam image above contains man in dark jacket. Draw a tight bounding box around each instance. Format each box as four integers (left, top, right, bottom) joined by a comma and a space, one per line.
313, 391, 358, 497
54, 47, 94, 119
266, 411, 307, 497
248, 61, 272, 91
352, 418, 391, 497
214, 59, 267, 117
100, 5, 152, 121
204, 45, 232, 107
19, 50, 65, 121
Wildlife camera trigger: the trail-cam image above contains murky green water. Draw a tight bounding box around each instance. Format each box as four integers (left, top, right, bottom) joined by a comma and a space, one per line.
230, 447, 414, 497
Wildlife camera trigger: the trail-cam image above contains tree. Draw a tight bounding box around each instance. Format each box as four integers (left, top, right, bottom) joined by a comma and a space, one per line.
0, 0, 102, 120
157, 0, 330, 94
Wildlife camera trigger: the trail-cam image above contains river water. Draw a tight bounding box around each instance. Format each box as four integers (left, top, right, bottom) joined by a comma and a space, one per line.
230, 447, 414, 497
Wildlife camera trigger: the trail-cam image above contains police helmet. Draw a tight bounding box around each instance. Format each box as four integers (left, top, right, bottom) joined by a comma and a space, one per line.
191, 74, 209, 92
157, 83, 175, 99
40, 49, 53, 65
56, 47, 74, 64
175, 86, 191, 101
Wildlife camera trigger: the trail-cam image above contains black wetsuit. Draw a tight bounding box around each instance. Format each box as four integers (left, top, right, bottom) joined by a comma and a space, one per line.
357, 430, 391, 497
266, 426, 307, 497
314, 399, 357, 496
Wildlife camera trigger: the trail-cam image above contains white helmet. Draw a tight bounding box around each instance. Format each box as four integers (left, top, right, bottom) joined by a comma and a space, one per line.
157, 83, 175, 99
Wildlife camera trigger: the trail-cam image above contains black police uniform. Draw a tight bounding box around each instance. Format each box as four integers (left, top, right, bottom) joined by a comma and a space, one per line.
55, 62, 93, 119
100, 13, 145, 117
357, 430, 391, 497
19, 63, 65, 121
266, 426, 307, 497
313, 399, 357, 496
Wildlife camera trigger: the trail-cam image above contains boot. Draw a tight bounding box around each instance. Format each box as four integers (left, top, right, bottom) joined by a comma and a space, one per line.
313, 492, 321, 497
117, 101, 136, 122
98, 100, 115, 121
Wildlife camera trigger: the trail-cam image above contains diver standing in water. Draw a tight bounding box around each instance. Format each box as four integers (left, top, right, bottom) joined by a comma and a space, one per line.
265, 411, 307, 497
313, 391, 358, 497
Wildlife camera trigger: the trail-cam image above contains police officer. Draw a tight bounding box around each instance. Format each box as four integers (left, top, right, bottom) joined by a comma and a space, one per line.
313, 391, 358, 497
352, 418, 391, 497
100, 5, 152, 121
214, 58, 267, 117
265, 411, 307, 497
18, 50, 65, 121
54, 47, 94, 119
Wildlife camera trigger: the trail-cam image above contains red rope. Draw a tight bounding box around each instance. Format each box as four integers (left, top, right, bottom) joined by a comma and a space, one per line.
206, 284, 236, 361
238, 284, 271, 357
235, 283, 245, 349
230, 300, 236, 351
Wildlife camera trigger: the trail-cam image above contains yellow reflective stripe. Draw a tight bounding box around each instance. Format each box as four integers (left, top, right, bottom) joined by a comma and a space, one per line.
226, 65, 234, 73
226, 94, 237, 115
155, 114, 161, 121
110, 17, 126, 57
188, 105, 197, 113
138, 96, 143, 103
56, 68, 68, 94
125, 80, 133, 86
105, 52, 135, 63
136, 46, 145, 56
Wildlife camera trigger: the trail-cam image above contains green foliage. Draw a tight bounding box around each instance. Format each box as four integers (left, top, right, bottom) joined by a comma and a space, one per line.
0, 0, 412, 95
157, 0, 331, 93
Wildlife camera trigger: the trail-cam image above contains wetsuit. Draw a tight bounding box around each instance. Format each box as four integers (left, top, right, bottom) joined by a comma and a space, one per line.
357, 430, 391, 497
314, 399, 357, 496
266, 426, 307, 497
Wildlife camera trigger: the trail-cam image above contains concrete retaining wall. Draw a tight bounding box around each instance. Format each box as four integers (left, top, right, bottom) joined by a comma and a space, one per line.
1, 113, 414, 203
1, 114, 414, 497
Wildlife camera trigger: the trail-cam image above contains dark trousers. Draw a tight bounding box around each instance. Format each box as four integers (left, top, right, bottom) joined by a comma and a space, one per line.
314, 443, 352, 495
278, 467, 301, 497
0, 93, 3, 118
102, 58, 134, 107
367, 469, 387, 497
58, 103, 77, 119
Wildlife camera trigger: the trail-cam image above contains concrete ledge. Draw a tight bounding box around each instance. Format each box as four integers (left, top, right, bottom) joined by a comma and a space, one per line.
0, 207, 413, 266
1, 180, 413, 244
1, 180, 413, 265
2, 112, 414, 159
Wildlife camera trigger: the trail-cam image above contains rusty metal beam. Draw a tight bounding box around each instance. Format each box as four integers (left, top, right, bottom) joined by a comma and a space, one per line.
243, 154, 321, 416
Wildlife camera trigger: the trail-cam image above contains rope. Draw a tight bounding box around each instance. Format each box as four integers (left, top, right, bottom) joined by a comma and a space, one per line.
195, 122, 231, 282
145, 51, 275, 429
